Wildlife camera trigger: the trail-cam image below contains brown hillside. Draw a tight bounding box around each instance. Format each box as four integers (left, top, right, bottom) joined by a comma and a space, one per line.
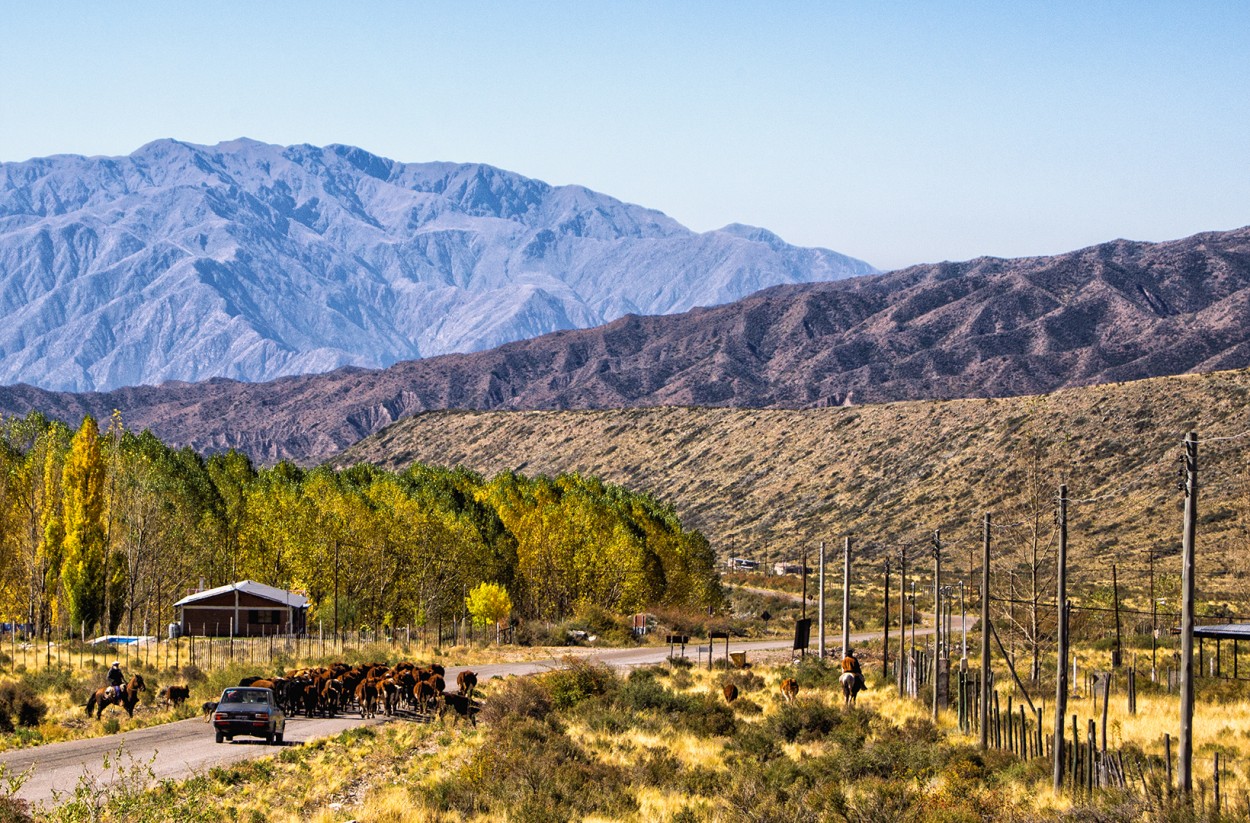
339, 368, 1250, 605
1, 227, 1248, 464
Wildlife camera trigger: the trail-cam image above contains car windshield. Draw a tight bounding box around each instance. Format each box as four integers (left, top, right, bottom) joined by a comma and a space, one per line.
221, 689, 269, 705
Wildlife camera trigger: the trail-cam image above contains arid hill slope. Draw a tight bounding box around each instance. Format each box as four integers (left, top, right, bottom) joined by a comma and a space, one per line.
340, 368, 1250, 603
2, 226, 1249, 464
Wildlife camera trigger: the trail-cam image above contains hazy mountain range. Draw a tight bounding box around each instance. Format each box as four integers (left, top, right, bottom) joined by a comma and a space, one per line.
0, 138, 874, 392
1, 226, 1246, 463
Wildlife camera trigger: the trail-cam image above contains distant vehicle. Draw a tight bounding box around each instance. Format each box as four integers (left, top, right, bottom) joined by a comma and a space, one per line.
726, 557, 760, 571
212, 687, 285, 745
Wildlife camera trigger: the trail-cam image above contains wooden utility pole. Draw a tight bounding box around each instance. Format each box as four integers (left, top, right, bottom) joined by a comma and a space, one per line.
801, 552, 808, 620
1149, 545, 1157, 679
1179, 432, 1198, 798
842, 537, 852, 658
933, 529, 943, 720
1052, 485, 1069, 792
818, 541, 826, 658
979, 515, 990, 750
898, 547, 907, 697
1112, 564, 1123, 667
883, 557, 892, 679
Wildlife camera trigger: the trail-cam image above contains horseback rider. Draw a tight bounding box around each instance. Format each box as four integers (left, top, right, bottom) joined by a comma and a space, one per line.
106, 661, 125, 699
841, 648, 864, 690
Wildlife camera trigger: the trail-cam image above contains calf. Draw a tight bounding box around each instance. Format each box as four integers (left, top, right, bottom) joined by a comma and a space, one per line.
159, 685, 191, 707
456, 670, 478, 698
439, 691, 478, 727
723, 683, 739, 704
201, 701, 218, 721
780, 678, 799, 703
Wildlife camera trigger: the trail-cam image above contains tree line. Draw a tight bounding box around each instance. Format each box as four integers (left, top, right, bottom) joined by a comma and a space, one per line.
0, 412, 721, 638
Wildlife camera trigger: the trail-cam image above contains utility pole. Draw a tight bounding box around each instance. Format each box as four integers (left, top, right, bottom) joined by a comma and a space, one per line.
979, 514, 991, 751
1179, 432, 1199, 798
818, 541, 826, 659
883, 557, 892, 679
933, 529, 942, 720
959, 579, 967, 664
1149, 545, 1157, 680
801, 552, 808, 620
1052, 485, 1069, 792
1112, 563, 1123, 667
898, 547, 907, 697
842, 536, 852, 658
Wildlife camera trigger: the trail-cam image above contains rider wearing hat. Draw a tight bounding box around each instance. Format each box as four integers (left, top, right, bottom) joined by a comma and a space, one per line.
841, 648, 864, 689
106, 661, 125, 698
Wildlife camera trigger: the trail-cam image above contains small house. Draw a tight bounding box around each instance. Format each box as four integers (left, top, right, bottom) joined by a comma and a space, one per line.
173, 580, 308, 637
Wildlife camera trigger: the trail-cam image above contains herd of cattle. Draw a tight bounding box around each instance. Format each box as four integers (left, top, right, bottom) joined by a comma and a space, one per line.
171, 662, 481, 726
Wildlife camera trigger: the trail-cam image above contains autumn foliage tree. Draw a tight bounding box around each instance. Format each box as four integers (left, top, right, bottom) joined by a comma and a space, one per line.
0, 412, 721, 639
60, 416, 108, 633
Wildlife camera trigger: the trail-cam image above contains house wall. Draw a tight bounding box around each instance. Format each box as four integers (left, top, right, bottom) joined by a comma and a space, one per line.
177, 592, 307, 636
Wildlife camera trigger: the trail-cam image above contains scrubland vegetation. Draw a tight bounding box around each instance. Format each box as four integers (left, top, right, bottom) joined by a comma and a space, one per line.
8, 651, 1250, 822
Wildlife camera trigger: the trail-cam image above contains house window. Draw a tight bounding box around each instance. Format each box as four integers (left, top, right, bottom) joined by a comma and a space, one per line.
248, 609, 281, 625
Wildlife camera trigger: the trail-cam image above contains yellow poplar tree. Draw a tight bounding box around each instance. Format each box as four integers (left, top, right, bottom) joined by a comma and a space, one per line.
465, 581, 513, 643
60, 417, 107, 633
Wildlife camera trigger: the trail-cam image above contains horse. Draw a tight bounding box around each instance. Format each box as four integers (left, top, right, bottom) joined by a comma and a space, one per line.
840, 672, 864, 707
86, 674, 146, 719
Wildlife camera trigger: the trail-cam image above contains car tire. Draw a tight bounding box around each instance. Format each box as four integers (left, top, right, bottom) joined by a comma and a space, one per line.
215, 730, 224, 744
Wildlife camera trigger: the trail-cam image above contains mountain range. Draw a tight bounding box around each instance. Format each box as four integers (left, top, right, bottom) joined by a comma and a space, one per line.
0, 138, 874, 392
1, 225, 1247, 463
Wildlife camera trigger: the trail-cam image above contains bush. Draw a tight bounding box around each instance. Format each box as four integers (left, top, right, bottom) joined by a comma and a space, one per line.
0, 682, 47, 732
480, 676, 553, 726
425, 717, 635, 822
543, 659, 618, 710
767, 700, 866, 745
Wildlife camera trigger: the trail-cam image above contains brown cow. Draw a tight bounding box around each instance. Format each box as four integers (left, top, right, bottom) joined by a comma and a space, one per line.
780, 678, 799, 703
722, 683, 739, 704
456, 670, 477, 698
356, 679, 379, 719
415, 679, 438, 716
159, 685, 190, 707
439, 691, 478, 727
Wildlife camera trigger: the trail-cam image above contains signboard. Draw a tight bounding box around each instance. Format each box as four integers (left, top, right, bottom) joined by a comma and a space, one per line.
709, 631, 730, 640
793, 618, 812, 650
665, 634, 690, 645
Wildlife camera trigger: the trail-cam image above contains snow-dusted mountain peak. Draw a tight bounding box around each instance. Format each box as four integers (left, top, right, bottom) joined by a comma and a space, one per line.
0, 139, 876, 392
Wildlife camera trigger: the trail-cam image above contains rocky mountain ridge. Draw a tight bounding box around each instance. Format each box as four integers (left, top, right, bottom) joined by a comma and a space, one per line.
0, 226, 1246, 463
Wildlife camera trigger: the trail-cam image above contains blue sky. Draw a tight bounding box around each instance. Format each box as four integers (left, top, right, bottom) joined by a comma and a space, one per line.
1, 2, 1246, 271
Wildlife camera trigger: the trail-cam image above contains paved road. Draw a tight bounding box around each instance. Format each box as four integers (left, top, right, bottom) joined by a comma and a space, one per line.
2, 612, 962, 808
1, 638, 790, 806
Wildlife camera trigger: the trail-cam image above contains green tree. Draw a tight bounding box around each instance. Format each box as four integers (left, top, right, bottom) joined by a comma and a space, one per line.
61, 417, 108, 633
466, 581, 513, 643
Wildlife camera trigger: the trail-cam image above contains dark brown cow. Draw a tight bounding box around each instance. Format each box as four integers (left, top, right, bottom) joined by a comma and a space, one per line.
456, 670, 478, 698
159, 685, 190, 707
439, 691, 478, 726
723, 683, 739, 704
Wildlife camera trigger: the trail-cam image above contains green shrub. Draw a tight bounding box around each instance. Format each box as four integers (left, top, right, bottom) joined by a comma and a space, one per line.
480, 676, 553, 725
543, 659, 618, 709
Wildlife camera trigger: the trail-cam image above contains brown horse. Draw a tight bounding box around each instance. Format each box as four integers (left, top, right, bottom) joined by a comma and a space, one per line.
86, 674, 146, 719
